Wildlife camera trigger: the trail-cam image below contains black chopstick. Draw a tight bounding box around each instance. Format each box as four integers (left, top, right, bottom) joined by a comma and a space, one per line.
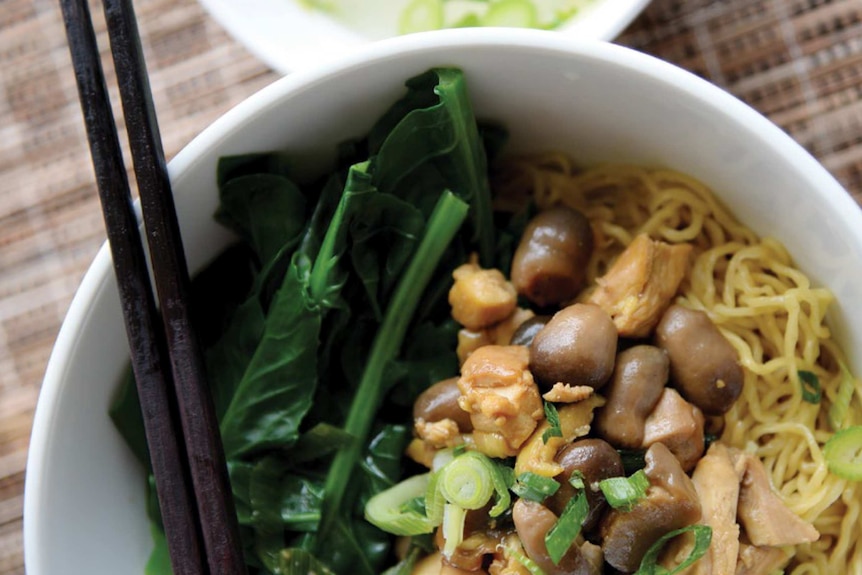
58, 1, 245, 573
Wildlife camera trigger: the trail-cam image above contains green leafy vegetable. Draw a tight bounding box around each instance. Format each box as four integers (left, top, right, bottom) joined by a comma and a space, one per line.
823, 425, 862, 481
512, 472, 560, 502
317, 190, 469, 541
542, 401, 563, 443
599, 469, 650, 512
635, 525, 713, 575
544, 490, 588, 565
280, 548, 337, 575
798, 370, 822, 404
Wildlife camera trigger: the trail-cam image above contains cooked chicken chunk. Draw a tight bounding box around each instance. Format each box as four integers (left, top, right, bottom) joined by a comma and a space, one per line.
734, 450, 819, 546
515, 395, 603, 477
588, 233, 692, 337
641, 388, 706, 472
542, 382, 594, 403
665, 442, 745, 574
457, 308, 535, 364
457, 346, 544, 457
412, 552, 487, 575
415, 418, 461, 449
735, 542, 789, 575
449, 259, 518, 331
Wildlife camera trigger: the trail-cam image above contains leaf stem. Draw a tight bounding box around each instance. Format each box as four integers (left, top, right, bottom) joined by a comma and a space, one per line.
316, 190, 469, 542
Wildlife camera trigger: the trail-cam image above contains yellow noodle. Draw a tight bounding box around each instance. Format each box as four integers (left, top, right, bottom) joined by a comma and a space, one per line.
493, 156, 862, 573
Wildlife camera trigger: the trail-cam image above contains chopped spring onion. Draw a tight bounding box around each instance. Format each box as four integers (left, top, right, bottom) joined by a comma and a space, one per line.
599, 469, 650, 512
505, 544, 549, 575
482, 0, 538, 27
829, 360, 858, 431
544, 490, 589, 565
442, 503, 468, 558
823, 426, 862, 481
798, 370, 822, 404
634, 525, 713, 575
425, 469, 445, 524
439, 451, 495, 510
568, 470, 585, 490
488, 458, 514, 517
512, 472, 560, 502
542, 401, 563, 444
399, 0, 444, 34
364, 473, 437, 536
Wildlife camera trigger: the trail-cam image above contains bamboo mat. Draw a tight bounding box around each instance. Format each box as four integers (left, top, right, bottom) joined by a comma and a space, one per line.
1, 0, 860, 572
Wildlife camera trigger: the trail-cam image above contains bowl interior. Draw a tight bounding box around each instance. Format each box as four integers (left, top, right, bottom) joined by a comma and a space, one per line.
25, 30, 862, 575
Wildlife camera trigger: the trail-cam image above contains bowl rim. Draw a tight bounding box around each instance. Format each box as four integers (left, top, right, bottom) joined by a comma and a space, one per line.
24, 28, 862, 571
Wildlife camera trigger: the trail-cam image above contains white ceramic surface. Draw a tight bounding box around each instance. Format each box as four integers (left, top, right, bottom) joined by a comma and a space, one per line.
197, 0, 653, 74
25, 29, 862, 575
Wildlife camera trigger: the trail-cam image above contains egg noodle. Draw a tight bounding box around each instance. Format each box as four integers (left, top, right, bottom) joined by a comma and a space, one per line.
492, 154, 862, 574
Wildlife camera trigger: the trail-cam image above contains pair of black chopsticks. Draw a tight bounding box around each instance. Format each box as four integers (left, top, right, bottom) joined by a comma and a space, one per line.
59, 1, 245, 573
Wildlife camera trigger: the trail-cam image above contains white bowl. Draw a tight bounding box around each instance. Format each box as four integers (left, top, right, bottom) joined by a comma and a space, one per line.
24, 29, 862, 575
197, 0, 653, 74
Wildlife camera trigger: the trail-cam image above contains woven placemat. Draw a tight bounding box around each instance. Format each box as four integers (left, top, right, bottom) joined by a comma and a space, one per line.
1, 0, 860, 573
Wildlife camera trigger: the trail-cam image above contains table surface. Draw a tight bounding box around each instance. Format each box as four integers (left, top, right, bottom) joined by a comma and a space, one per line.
2, 0, 861, 572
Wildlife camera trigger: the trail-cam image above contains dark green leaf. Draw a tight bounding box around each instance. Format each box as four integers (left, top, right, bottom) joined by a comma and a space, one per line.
542, 401, 563, 444
215, 174, 307, 264
217, 152, 294, 188
144, 524, 172, 575
798, 370, 822, 404
279, 548, 336, 575
288, 423, 355, 464
108, 368, 149, 470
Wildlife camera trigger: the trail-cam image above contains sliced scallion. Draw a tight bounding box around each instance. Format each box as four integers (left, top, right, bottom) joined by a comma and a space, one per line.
512, 472, 560, 502
481, 0, 538, 27
798, 370, 822, 404
542, 401, 563, 444
599, 469, 650, 512
828, 360, 858, 431
544, 490, 588, 565
568, 470, 585, 490
439, 451, 495, 510
823, 425, 862, 481
634, 525, 712, 575
442, 503, 467, 558
424, 469, 445, 524
488, 459, 514, 517
364, 473, 436, 536
505, 544, 548, 575
399, 0, 444, 33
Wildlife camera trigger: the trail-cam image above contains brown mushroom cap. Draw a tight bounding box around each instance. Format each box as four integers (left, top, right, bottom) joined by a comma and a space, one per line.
655, 304, 744, 415
511, 206, 594, 308
509, 315, 551, 347
413, 377, 473, 432
529, 303, 618, 391
512, 499, 600, 575
594, 345, 669, 449
548, 438, 624, 533
600, 443, 702, 572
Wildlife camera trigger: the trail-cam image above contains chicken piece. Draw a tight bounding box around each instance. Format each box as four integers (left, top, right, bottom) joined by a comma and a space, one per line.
405, 437, 438, 469
542, 383, 594, 403
457, 308, 535, 365
515, 395, 604, 477
412, 552, 487, 575
733, 450, 819, 546
449, 258, 518, 331
489, 535, 532, 575
415, 418, 462, 449
641, 388, 706, 472
664, 442, 746, 574
587, 233, 692, 337
457, 346, 544, 457
735, 542, 789, 575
